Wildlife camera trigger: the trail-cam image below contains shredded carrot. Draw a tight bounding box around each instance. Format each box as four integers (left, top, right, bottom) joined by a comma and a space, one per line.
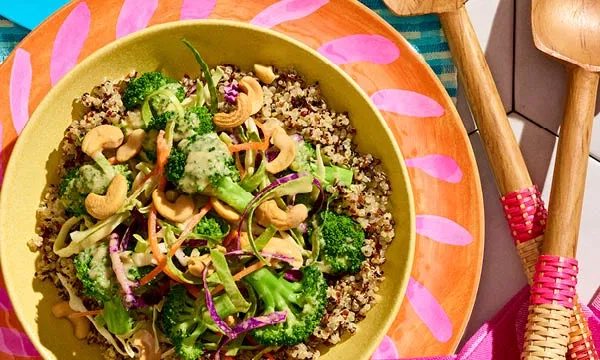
222, 230, 239, 248
235, 152, 246, 178
139, 259, 166, 286
264, 353, 275, 360
228, 141, 267, 153
212, 260, 269, 295
108, 156, 118, 165
68, 309, 105, 319
184, 283, 201, 298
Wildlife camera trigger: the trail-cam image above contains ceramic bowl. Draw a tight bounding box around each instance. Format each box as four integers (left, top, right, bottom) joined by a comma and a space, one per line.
0, 20, 415, 360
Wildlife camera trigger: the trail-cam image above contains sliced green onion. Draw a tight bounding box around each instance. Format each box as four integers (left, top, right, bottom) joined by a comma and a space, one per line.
210, 249, 251, 312
182, 39, 218, 113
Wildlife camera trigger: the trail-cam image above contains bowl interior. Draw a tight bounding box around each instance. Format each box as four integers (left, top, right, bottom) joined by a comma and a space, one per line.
0, 20, 414, 360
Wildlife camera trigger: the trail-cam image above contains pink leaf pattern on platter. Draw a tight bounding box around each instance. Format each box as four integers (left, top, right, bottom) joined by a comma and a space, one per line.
372, 335, 399, 360
250, 0, 329, 29
9, 48, 31, 136
0, 327, 39, 357
180, 0, 217, 20
317, 34, 399, 65
405, 154, 463, 183
371, 89, 444, 118
116, 0, 159, 39
406, 277, 453, 343
50, 2, 91, 85
416, 215, 472, 246
0, 288, 13, 311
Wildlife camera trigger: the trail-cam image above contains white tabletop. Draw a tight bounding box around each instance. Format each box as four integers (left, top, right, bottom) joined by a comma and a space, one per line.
459, 0, 600, 344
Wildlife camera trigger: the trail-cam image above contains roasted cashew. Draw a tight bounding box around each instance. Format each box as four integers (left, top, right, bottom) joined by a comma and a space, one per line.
85, 173, 128, 220
266, 127, 297, 174
239, 231, 250, 249
263, 235, 304, 268
51, 301, 91, 340
187, 254, 212, 277
116, 129, 146, 162
210, 197, 241, 222
152, 190, 195, 223
254, 64, 277, 84
255, 200, 308, 230
213, 93, 251, 128
81, 125, 124, 157
238, 76, 264, 115
131, 329, 162, 360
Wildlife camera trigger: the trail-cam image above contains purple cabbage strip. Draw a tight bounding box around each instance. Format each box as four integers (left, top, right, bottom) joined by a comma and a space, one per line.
224, 83, 240, 104
183, 239, 209, 248
202, 266, 235, 338
284, 269, 303, 282
308, 178, 325, 217
235, 173, 304, 249
121, 209, 143, 251
265, 147, 280, 162
186, 83, 197, 97
290, 133, 304, 142
296, 222, 309, 234
108, 233, 138, 308
231, 310, 287, 336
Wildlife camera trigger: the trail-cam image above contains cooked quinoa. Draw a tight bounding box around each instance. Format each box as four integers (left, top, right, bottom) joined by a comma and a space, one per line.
30, 65, 394, 360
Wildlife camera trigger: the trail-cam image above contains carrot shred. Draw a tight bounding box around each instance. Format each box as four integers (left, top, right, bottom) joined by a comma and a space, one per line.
212, 260, 269, 295
139, 259, 166, 286
108, 156, 118, 165
68, 309, 105, 319
228, 141, 267, 153
222, 230, 239, 248
183, 283, 201, 298
264, 353, 275, 360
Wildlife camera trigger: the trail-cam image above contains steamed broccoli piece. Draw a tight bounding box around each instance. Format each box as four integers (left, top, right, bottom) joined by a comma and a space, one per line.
316, 211, 366, 275
161, 285, 236, 360
290, 141, 353, 187
147, 110, 175, 131
165, 133, 253, 213
73, 243, 134, 335
59, 164, 132, 216
244, 266, 327, 346
192, 213, 230, 241
123, 72, 184, 110
173, 106, 215, 141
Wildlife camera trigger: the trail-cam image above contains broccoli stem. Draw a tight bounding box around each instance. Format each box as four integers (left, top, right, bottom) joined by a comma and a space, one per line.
91, 152, 115, 177
244, 268, 297, 312
324, 166, 353, 187
204, 177, 255, 214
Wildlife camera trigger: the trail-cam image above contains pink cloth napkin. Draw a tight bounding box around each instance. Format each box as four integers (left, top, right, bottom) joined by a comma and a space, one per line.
389, 285, 600, 360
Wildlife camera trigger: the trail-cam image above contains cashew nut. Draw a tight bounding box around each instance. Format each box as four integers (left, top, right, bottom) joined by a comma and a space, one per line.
152, 190, 195, 223
85, 173, 128, 220
187, 254, 212, 277
213, 93, 251, 128
116, 129, 146, 162
266, 127, 297, 174
239, 232, 250, 249
262, 234, 304, 268
210, 197, 241, 222
255, 200, 308, 230
51, 301, 91, 340
238, 76, 264, 115
254, 64, 277, 84
131, 329, 162, 360
81, 125, 124, 157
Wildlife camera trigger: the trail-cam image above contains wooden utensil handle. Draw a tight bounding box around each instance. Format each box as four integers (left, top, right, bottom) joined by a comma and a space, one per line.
439, 7, 532, 195
542, 66, 599, 257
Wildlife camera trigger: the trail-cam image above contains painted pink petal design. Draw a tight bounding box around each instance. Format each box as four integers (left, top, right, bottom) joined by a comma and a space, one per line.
317, 34, 399, 65
416, 215, 472, 246
180, 0, 216, 20
405, 154, 463, 183
371, 335, 399, 360
0, 327, 39, 357
251, 0, 329, 29
406, 277, 453, 343
116, 0, 158, 39
0, 289, 13, 311
0, 122, 3, 186
9, 48, 32, 135
50, 2, 91, 85
371, 89, 445, 118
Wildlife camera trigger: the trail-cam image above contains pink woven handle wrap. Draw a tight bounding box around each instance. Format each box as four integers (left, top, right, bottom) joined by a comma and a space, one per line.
530, 255, 578, 309
501, 185, 547, 244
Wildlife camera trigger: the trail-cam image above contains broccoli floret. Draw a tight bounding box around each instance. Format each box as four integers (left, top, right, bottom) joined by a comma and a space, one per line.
141, 129, 158, 162
73, 243, 134, 335
161, 285, 236, 360
147, 110, 175, 131
173, 106, 215, 141
244, 266, 327, 346
123, 72, 184, 110
192, 213, 230, 241
316, 211, 366, 275
59, 164, 131, 216
166, 133, 253, 213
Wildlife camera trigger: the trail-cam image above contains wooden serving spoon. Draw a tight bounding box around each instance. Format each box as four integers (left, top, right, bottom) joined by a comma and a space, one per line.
525, 2, 600, 357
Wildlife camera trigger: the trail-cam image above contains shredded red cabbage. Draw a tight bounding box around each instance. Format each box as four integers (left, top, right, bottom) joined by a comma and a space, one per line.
265, 147, 280, 162
290, 133, 304, 142
202, 266, 235, 338
297, 222, 309, 233
284, 269, 303, 282
224, 83, 239, 104
183, 239, 209, 248
185, 83, 197, 97
308, 177, 325, 217
108, 233, 139, 308
231, 310, 287, 336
